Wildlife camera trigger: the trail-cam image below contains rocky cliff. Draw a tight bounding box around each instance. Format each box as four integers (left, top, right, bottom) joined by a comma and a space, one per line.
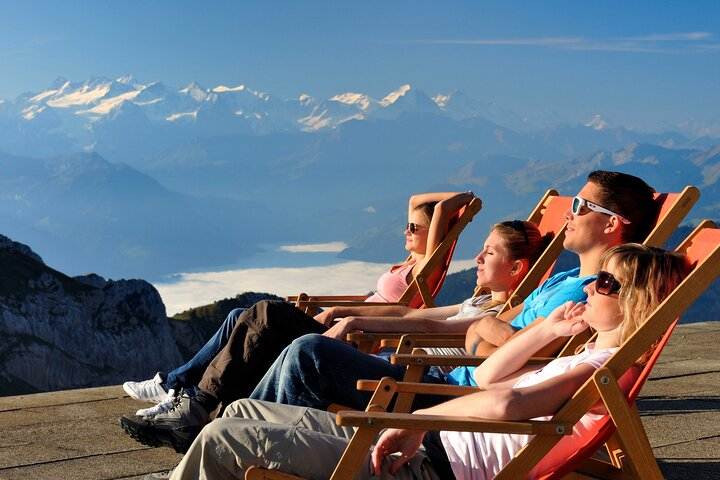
0, 234, 183, 395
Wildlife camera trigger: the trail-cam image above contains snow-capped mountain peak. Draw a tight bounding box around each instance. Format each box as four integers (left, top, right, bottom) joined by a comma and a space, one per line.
330, 92, 371, 110
179, 82, 208, 102
213, 84, 246, 93
380, 84, 411, 107
433, 93, 451, 108
46, 83, 111, 108
116, 75, 136, 85
585, 114, 608, 131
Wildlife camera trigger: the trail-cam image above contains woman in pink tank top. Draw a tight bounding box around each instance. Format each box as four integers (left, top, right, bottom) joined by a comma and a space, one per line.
365, 191, 476, 303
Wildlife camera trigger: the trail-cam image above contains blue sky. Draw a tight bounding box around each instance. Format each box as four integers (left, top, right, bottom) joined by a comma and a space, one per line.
1, 0, 718, 128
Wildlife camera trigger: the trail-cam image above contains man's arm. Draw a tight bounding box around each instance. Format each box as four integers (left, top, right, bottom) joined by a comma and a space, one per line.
463, 302, 525, 355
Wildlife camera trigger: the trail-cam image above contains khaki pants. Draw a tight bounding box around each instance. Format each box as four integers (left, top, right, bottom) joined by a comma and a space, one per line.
171, 399, 441, 480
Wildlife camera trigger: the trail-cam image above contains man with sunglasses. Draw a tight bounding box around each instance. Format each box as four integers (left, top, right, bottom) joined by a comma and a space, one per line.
462, 170, 657, 359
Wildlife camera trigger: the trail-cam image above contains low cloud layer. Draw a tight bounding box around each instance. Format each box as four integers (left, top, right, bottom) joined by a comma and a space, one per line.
154, 259, 477, 316
277, 242, 348, 253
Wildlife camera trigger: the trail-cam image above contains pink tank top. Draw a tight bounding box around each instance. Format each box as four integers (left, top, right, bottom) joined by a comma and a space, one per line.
364, 262, 415, 303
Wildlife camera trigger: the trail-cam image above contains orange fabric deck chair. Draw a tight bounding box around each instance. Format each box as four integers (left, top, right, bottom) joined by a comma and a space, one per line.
286, 196, 482, 316
359, 186, 700, 358
245, 220, 720, 480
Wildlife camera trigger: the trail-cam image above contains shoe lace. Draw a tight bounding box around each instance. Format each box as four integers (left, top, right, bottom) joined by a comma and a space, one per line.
165, 394, 184, 413
136, 389, 181, 417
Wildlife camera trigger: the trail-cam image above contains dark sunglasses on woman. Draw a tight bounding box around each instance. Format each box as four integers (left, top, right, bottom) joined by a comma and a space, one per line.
595, 270, 622, 296
406, 223, 427, 234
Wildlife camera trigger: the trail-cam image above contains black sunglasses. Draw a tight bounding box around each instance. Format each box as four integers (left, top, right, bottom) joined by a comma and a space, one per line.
503, 220, 529, 245
406, 222, 427, 235
596, 270, 622, 296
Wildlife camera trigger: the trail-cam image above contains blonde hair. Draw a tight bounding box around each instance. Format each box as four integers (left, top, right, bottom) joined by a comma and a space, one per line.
599, 244, 691, 364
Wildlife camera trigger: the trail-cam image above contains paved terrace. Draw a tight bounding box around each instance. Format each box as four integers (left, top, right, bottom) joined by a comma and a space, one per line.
0, 321, 718, 480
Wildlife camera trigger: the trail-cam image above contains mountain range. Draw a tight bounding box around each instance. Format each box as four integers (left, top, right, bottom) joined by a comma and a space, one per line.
0, 76, 719, 281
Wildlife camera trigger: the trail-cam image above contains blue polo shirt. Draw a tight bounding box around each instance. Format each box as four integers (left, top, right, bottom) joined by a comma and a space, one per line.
510, 268, 594, 329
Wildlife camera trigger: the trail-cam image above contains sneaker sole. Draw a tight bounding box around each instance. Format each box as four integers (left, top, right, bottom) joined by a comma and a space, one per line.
118, 415, 197, 454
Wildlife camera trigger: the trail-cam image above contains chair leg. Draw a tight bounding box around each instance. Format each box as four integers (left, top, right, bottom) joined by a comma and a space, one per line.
330, 426, 381, 480
594, 368, 664, 480
392, 364, 424, 413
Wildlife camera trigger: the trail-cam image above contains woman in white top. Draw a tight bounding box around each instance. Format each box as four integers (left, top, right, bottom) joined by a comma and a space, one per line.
372, 243, 690, 479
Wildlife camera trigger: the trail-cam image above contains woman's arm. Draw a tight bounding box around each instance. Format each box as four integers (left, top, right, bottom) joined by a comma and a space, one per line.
314, 302, 464, 327
473, 301, 587, 388
323, 311, 496, 340
371, 352, 596, 474
409, 191, 475, 275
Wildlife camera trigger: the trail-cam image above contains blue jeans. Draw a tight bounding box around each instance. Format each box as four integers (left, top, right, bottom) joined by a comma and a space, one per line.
250, 333, 448, 411
165, 308, 245, 391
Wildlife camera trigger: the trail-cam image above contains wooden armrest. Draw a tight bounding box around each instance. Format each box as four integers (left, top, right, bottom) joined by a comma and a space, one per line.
288, 295, 371, 302
346, 332, 466, 350
356, 380, 478, 396
336, 411, 572, 436
385, 332, 467, 352
390, 353, 555, 367
347, 332, 465, 344
346, 332, 406, 343
298, 301, 410, 309
382, 337, 466, 349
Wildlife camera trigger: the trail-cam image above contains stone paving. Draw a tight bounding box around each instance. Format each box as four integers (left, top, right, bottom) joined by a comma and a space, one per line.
0, 321, 718, 479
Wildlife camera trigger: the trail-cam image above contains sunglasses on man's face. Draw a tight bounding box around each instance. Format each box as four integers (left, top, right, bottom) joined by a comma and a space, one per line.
572, 196, 631, 225
595, 270, 622, 296
406, 223, 427, 235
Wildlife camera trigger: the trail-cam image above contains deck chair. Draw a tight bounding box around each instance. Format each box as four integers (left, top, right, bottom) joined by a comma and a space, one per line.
245, 220, 720, 480
286, 197, 482, 316
355, 186, 700, 357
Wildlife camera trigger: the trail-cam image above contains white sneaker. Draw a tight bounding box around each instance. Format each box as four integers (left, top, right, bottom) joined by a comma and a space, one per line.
136, 389, 177, 417
123, 372, 169, 403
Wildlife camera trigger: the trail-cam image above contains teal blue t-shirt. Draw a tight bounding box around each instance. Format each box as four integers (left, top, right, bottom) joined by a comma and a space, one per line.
447, 268, 595, 387
509, 267, 593, 329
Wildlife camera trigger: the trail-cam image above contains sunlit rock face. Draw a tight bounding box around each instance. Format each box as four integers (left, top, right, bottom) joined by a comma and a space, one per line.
0, 233, 182, 395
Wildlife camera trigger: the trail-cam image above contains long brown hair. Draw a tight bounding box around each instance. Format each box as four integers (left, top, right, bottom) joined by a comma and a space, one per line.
479, 220, 553, 309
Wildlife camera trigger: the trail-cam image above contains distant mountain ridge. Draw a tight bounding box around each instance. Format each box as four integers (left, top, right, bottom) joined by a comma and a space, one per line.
2, 75, 717, 164
1, 75, 719, 281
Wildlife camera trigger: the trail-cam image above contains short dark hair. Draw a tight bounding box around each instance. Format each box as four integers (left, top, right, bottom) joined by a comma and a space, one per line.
587, 170, 658, 242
